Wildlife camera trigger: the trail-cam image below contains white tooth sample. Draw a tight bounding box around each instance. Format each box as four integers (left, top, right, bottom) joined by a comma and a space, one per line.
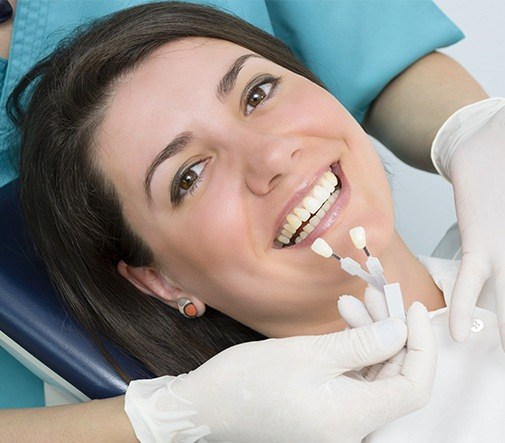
303, 224, 315, 234
311, 238, 333, 258
302, 196, 322, 213
349, 226, 367, 249
286, 214, 302, 230
312, 185, 331, 202
299, 231, 308, 240
294, 207, 311, 222
322, 200, 332, 211
281, 229, 292, 239
295, 237, 302, 244
309, 215, 321, 227
283, 223, 296, 234
320, 178, 335, 193
277, 235, 290, 244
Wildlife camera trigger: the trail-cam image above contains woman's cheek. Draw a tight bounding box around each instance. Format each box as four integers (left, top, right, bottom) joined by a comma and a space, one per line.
268, 82, 348, 138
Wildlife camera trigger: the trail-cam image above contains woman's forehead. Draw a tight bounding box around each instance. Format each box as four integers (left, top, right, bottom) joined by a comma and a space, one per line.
146, 37, 252, 67
110, 37, 261, 112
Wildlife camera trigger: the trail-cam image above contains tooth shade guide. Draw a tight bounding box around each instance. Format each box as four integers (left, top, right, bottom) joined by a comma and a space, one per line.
331, 252, 342, 261
349, 226, 367, 249
383, 282, 406, 321
310, 237, 333, 258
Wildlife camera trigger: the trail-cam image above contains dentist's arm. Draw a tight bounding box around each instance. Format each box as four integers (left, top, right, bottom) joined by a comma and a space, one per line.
0, 396, 138, 442
363, 51, 488, 171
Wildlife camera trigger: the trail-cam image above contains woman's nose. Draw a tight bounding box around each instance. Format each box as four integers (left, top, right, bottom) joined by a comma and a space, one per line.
242, 133, 301, 195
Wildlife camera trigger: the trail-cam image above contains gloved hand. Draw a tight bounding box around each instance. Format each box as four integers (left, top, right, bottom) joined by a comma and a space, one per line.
338, 286, 407, 380
125, 303, 435, 443
431, 97, 505, 348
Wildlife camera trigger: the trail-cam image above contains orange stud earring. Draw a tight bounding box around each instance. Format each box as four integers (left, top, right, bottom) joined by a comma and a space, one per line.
177, 298, 198, 318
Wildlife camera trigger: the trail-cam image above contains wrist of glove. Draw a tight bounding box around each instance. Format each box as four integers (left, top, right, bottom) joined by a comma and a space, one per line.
125, 374, 211, 442
431, 97, 505, 181
124, 308, 435, 443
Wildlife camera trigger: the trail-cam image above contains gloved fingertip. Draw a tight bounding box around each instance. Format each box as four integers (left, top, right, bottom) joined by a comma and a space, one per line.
337, 294, 354, 305
409, 301, 428, 315
374, 317, 407, 349
337, 294, 364, 314
449, 314, 471, 343
364, 285, 382, 296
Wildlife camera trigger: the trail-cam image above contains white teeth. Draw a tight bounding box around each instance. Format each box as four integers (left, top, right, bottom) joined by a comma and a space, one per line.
283, 223, 296, 234
303, 224, 314, 234
302, 196, 322, 213
312, 185, 331, 202
276, 170, 341, 246
294, 207, 311, 222
325, 171, 338, 186
320, 178, 335, 192
309, 214, 321, 227
328, 190, 339, 204
286, 214, 302, 230
322, 200, 332, 211
281, 229, 292, 238
278, 235, 290, 244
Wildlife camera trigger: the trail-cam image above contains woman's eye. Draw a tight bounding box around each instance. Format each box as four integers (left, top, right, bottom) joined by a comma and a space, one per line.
171, 160, 206, 205
244, 76, 281, 116
180, 169, 198, 190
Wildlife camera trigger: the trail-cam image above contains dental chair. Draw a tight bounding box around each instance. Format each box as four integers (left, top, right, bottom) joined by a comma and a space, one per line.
0, 179, 152, 405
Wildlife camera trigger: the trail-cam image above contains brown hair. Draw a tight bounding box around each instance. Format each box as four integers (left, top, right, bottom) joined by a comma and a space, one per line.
10, 1, 325, 379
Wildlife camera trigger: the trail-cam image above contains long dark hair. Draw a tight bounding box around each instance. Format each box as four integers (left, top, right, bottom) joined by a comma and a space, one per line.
10, 1, 325, 379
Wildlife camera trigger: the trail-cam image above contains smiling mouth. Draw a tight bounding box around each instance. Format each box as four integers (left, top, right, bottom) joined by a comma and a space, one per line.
276, 169, 342, 247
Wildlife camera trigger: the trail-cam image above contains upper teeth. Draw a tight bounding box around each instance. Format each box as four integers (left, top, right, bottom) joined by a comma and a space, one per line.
277, 171, 340, 246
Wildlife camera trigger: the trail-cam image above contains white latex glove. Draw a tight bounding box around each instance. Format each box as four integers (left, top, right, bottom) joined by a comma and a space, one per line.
338, 287, 407, 380
125, 304, 435, 443
431, 97, 505, 347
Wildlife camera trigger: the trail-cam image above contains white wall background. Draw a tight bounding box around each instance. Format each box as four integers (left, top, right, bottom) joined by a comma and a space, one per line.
385, 0, 505, 256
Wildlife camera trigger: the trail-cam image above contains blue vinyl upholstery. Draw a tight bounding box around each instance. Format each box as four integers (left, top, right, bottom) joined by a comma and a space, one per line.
0, 180, 152, 399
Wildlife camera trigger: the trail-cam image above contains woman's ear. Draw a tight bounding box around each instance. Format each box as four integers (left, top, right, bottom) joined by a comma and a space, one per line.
116, 260, 206, 316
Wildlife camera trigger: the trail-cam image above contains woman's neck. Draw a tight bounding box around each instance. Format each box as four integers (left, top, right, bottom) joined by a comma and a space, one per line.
378, 232, 445, 312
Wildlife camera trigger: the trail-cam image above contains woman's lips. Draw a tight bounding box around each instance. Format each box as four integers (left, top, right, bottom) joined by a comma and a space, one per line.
273, 162, 350, 249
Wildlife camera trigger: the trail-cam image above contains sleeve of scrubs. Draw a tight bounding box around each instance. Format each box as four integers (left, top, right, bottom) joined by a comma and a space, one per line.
265, 0, 464, 122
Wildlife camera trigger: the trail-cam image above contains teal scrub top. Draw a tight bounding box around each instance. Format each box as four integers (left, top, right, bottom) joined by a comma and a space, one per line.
0, 0, 463, 187
0, 0, 462, 408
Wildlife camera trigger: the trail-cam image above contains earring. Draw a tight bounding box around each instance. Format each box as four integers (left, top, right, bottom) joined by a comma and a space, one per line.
177, 298, 198, 318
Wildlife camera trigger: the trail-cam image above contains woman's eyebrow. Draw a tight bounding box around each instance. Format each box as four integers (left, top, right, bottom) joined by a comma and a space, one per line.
144, 132, 193, 204
216, 53, 265, 102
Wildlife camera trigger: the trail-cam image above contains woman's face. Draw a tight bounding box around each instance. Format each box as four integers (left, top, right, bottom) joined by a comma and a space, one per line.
98, 38, 395, 337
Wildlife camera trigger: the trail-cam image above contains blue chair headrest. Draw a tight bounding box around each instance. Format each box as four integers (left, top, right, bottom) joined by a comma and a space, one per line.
0, 180, 152, 399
